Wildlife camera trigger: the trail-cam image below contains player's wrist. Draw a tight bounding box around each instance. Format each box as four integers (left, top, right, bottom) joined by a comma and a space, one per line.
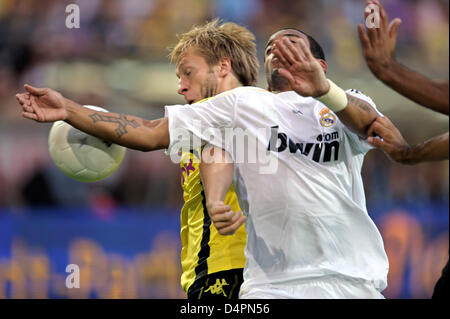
405, 144, 425, 164
206, 201, 213, 211
314, 79, 331, 98
64, 98, 81, 122
62, 99, 72, 122
395, 144, 415, 164
206, 200, 222, 212
316, 79, 348, 113
369, 58, 396, 83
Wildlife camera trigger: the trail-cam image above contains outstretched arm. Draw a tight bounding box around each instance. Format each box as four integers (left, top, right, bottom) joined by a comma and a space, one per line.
200, 145, 246, 235
15, 85, 169, 151
358, 0, 449, 115
367, 116, 449, 164
272, 37, 378, 138
336, 92, 379, 138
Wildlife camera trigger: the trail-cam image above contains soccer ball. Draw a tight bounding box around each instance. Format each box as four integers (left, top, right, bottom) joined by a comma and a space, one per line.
48, 105, 126, 182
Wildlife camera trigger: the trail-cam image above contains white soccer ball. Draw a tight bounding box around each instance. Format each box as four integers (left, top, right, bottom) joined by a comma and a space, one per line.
48, 105, 126, 182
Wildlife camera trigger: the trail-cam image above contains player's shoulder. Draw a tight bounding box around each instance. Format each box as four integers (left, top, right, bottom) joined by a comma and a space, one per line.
232, 86, 271, 94
217, 86, 272, 99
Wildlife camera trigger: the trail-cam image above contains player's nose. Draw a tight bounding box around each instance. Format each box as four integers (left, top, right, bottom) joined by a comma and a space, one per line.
177, 79, 189, 96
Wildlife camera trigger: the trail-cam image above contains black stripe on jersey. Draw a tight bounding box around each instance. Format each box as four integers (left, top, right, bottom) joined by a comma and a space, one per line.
193, 181, 211, 282
189, 148, 203, 163
191, 148, 201, 160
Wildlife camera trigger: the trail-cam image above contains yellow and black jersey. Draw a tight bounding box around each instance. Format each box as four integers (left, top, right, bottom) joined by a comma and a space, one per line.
179, 148, 247, 293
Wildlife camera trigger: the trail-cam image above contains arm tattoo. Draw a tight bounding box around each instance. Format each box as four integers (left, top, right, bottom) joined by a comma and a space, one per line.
89, 112, 141, 138
346, 94, 374, 114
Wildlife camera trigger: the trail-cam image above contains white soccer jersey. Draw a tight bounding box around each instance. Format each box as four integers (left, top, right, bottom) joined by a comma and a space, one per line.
165, 87, 389, 296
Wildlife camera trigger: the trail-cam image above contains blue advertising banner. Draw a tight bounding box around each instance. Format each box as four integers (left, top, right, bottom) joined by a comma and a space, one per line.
0, 202, 448, 299
0, 207, 185, 299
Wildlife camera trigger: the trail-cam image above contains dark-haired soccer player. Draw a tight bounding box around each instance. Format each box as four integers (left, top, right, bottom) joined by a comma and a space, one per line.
199, 28, 391, 298
359, 0, 449, 299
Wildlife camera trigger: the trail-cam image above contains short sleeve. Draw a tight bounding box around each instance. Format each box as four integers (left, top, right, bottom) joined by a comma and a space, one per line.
343, 89, 384, 154
164, 90, 237, 155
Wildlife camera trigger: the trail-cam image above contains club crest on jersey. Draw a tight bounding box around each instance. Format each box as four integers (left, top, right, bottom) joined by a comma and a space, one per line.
319, 108, 336, 127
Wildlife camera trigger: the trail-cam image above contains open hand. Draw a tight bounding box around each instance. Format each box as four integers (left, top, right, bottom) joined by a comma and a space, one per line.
15, 84, 68, 122
358, 0, 402, 78
271, 36, 330, 97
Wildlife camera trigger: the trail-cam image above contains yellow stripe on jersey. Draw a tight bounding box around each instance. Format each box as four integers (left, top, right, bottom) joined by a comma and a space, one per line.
179, 149, 246, 293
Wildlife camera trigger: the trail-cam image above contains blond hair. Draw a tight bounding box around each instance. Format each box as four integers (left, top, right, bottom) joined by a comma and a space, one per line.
169, 19, 259, 86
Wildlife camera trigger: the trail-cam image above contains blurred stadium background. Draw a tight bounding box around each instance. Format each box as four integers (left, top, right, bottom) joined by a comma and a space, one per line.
0, 0, 448, 299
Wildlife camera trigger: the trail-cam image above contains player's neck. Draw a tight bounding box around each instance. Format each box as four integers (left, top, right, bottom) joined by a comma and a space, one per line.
270, 85, 292, 94
217, 75, 243, 94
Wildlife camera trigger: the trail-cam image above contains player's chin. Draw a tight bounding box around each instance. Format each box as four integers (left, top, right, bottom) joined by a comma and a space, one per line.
270, 70, 290, 91
184, 95, 199, 104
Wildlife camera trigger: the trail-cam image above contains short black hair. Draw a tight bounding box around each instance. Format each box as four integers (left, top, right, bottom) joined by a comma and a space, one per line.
271, 28, 326, 61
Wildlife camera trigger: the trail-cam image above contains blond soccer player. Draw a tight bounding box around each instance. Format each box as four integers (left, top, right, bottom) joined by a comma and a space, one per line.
16, 20, 258, 300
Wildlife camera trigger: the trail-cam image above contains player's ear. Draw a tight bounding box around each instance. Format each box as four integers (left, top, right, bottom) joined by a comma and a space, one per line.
318, 59, 328, 73
217, 57, 232, 78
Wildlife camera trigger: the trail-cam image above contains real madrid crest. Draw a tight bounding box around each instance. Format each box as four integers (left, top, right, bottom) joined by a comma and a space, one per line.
319, 107, 337, 127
